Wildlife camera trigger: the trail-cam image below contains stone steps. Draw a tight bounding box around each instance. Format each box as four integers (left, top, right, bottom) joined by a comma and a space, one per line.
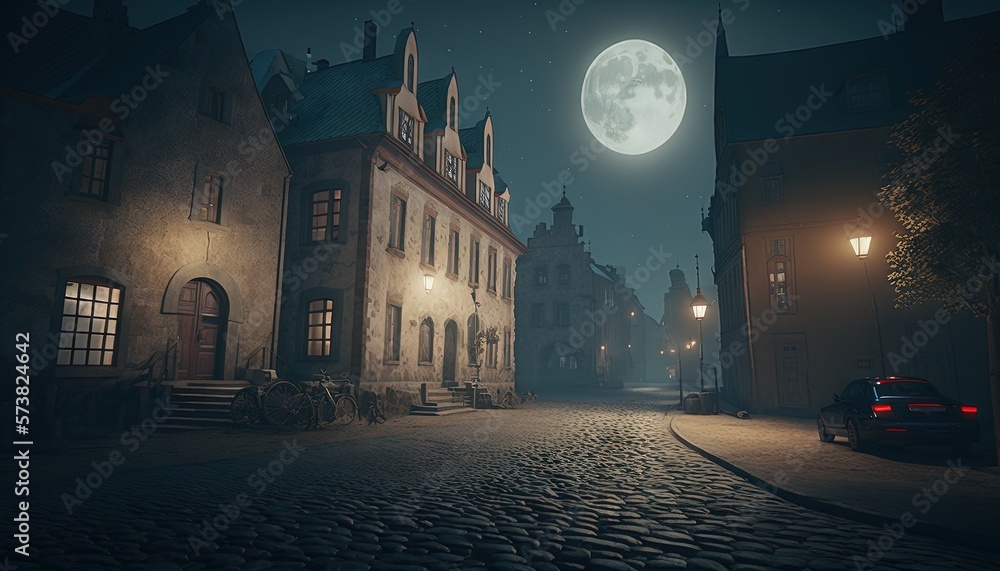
161, 380, 251, 430
410, 385, 475, 416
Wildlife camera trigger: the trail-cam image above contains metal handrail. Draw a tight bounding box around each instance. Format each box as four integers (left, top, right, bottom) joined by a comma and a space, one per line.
129, 339, 178, 388
240, 345, 292, 374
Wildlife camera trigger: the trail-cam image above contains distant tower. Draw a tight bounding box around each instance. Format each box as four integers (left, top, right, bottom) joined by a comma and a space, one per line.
552, 191, 575, 231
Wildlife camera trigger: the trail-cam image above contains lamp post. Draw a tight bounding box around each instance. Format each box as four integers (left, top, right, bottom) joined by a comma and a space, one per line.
848, 224, 886, 376
470, 284, 482, 383
690, 255, 709, 396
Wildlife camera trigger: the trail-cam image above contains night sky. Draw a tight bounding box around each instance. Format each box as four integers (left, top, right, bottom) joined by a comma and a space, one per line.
68, 0, 999, 325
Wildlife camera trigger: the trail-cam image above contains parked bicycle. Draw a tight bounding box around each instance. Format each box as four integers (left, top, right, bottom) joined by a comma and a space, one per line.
360, 393, 386, 425
229, 370, 358, 429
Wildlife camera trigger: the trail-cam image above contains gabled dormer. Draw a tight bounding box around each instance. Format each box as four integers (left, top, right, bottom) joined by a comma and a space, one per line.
418, 70, 466, 191
460, 112, 495, 211
381, 26, 425, 157
493, 168, 511, 227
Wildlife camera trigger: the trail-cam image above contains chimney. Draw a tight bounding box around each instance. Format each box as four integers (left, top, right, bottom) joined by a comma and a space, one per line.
363, 20, 378, 61
306, 47, 312, 74
578, 225, 584, 238
315, 59, 330, 71
93, 0, 126, 35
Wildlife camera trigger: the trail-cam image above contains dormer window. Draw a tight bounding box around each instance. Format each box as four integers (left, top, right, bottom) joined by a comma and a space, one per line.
845, 73, 889, 112
449, 97, 457, 129
478, 181, 492, 212
496, 197, 507, 223
398, 108, 414, 149
444, 151, 459, 185
406, 54, 415, 91
485, 135, 492, 166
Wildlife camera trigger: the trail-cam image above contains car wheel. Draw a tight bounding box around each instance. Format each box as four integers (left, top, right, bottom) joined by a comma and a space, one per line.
847, 419, 868, 452
950, 441, 971, 456
817, 418, 835, 443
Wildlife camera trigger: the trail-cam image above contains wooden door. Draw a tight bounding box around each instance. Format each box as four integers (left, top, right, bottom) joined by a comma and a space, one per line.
177, 280, 226, 380
774, 334, 810, 409
443, 321, 457, 384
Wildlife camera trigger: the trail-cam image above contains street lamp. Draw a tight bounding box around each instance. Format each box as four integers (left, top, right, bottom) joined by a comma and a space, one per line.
690, 255, 709, 396
847, 222, 885, 375
423, 274, 435, 293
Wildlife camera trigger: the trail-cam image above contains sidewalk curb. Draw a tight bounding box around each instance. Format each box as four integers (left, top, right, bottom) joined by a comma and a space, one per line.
667, 414, 1000, 554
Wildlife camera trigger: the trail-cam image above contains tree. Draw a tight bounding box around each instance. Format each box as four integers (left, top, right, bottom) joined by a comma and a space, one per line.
879, 35, 1000, 462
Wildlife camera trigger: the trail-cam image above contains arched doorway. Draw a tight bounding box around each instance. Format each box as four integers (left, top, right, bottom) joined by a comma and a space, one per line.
177, 279, 227, 379
443, 320, 458, 385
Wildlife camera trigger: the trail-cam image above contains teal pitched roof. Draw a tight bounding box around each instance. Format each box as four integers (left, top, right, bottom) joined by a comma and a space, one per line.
250, 49, 307, 92
0, 1, 212, 104
278, 55, 397, 146
459, 114, 488, 169
493, 168, 508, 195
418, 74, 452, 132
718, 11, 1000, 143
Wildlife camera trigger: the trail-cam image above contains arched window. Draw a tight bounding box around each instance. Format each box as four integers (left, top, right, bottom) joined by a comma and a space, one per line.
58, 278, 124, 366
419, 317, 434, 364
485, 135, 492, 166
449, 97, 457, 129
406, 54, 415, 91
306, 299, 334, 356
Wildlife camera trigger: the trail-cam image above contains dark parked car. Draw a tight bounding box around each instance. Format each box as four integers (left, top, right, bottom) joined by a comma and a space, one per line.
817, 377, 980, 454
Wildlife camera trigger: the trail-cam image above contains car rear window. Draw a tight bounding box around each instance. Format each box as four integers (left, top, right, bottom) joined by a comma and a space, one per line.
874, 381, 939, 397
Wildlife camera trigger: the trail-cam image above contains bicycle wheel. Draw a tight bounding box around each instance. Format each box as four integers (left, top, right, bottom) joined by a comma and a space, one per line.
368, 401, 386, 425
230, 386, 261, 425
313, 387, 337, 427
334, 394, 359, 426
263, 381, 310, 427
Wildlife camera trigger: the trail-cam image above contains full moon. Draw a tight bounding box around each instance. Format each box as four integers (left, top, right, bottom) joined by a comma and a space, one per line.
581, 39, 687, 155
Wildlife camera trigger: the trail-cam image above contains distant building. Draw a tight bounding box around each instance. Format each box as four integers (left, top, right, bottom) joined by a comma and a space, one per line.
1, 0, 291, 431
659, 266, 703, 391
705, 0, 995, 419
515, 194, 644, 389
254, 21, 527, 398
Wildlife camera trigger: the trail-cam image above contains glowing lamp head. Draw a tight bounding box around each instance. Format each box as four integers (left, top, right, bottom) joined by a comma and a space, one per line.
848, 228, 873, 259
690, 292, 709, 321
423, 274, 435, 293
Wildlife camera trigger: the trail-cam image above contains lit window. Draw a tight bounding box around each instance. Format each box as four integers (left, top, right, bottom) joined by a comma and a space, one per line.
79, 142, 111, 200
421, 212, 436, 265
769, 259, 790, 313
306, 299, 334, 357
419, 317, 433, 364
310, 190, 342, 242
385, 304, 402, 362
478, 182, 492, 212
398, 108, 414, 148
195, 173, 223, 223
58, 280, 122, 366
444, 151, 459, 185
389, 195, 406, 251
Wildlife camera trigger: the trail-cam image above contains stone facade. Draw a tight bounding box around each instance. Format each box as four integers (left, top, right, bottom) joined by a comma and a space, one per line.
1, 2, 290, 431
514, 195, 641, 390
268, 23, 526, 403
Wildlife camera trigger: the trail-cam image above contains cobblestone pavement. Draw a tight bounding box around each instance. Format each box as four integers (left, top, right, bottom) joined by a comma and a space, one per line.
21, 388, 999, 570
670, 410, 1000, 542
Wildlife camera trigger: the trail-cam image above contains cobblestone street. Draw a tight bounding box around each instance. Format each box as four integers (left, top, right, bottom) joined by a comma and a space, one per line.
23, 388, 998, 570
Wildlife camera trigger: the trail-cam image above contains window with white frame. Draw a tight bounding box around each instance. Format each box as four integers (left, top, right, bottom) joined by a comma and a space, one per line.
478, 181, 492, 212
398, 108, 414, 148
444, 151, 459, 185
58, 280, 122, 366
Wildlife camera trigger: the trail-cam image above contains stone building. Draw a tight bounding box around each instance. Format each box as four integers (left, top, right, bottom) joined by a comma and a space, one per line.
0, 0, 291, 432
256, 22, 527, 398
515, 194, 643, 389
705, 0, 994, 432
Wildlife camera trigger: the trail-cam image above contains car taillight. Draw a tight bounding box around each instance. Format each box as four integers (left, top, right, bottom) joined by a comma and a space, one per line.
961, 405, 978, 419
872, 404, 893, 417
